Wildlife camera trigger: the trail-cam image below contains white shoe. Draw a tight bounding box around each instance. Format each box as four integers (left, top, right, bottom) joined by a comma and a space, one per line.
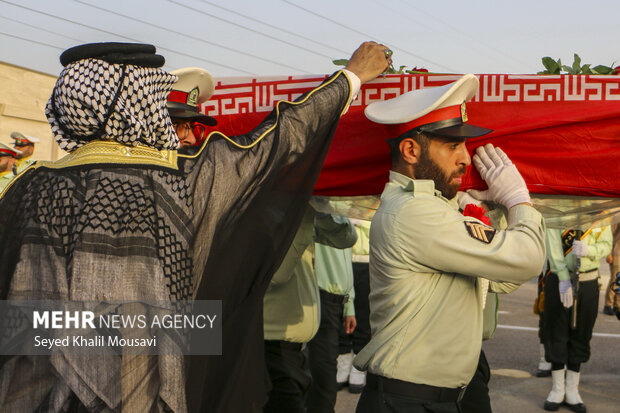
565, 370, 586, 412
348, 364, 366, 394
336, 352, 353, 389
544, 369, 565, 411
537, 344, 552, 377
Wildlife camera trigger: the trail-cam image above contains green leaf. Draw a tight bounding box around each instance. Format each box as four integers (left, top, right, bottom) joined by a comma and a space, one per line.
332, 59, 349, 67
562, 65, 575, 74
572, 53, 581, 72
581, 64, 592, 75
542, 57, 558, 72
593, 65, 613, 74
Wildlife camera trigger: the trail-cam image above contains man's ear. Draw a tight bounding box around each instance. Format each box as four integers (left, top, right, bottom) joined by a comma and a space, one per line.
399, 137, 421, 166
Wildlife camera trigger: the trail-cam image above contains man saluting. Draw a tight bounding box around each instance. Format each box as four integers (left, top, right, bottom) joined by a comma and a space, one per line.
354, 74, 546, 413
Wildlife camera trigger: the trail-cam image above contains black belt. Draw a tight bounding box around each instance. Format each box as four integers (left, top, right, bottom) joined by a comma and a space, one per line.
319, 289, 349, 305
265, 340, 303, 351
366, 373, 466, 403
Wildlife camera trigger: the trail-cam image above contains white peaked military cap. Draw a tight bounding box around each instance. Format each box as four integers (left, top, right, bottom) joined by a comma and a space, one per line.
0, 142, 22, 157
167, 67, 217, 126
10, 131, 40, 144
365, 74, 492, 139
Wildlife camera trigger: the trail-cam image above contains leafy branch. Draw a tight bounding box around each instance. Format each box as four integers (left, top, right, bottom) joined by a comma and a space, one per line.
538, 53, 619, 75
332, 59, 430, 74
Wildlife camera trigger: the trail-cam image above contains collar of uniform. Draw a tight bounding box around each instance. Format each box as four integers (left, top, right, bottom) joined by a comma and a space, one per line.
389, 170, 435, 195
389, 170, 458, 208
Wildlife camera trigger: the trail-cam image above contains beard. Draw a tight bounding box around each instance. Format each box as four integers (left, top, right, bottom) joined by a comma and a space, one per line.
415, 149, 465, 200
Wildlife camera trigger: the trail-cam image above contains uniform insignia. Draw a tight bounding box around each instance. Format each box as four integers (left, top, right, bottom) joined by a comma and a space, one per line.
464, 221, 495, 244
561, 229, 583, 256
461, 101, 468, 122
187, 87, 199, 106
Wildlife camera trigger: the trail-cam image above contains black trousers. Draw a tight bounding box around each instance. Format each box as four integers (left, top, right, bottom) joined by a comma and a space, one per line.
306, 289, 345, 413
542, 273, 599, 365
356, 387, 460, 413
264, 340, 311, 413
339, 262, 371, 355
459, 350, 491, 413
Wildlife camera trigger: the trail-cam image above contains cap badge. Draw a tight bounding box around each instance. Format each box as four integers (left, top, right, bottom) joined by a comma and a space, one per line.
187, 87, 199, 107
461, 102, 468, 123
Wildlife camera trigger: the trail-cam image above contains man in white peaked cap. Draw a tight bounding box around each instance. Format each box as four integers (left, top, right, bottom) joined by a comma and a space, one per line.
0, 142, 21, 193
10, 132, 39, 174
167, 67, 217, 148
353, 74, 546, 413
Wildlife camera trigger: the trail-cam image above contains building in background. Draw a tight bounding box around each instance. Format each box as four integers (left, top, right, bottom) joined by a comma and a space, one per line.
0, 61, 65, 162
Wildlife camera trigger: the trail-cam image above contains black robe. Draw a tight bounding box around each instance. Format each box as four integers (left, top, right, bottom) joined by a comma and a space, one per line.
0, 72, 352, 412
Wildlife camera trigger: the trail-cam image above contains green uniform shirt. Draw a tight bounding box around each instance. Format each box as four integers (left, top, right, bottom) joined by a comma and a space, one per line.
264, 209, 358, 342
351, 219, 370, 262
354, 171, 546, 388
13, 157, 35, 175
0, 170, 15, 194
546, 226, 613, 281
315, 243, 356, 316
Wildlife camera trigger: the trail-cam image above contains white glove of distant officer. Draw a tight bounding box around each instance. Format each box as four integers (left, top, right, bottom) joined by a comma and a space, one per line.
559, 279, 574, 308
469, 144, 531, 210
457, 191, 482, 210
571, 240, 589, 257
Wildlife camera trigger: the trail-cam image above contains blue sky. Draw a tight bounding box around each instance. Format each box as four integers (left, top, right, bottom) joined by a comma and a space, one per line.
1, 0, 618, 77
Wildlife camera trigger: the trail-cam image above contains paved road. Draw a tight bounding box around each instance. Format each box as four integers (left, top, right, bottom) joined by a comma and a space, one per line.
336, 270, 620, 413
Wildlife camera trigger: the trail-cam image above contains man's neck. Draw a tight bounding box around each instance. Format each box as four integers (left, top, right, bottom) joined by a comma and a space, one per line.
392, 164, 415, 179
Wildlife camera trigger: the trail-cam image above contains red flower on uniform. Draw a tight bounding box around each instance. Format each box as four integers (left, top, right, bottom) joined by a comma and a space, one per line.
411, 66, 429, 73
462, 204, 491, 226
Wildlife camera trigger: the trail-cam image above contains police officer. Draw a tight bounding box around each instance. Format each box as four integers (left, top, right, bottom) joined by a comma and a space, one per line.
166, 67, 217, 148
353, 74, 546, 413
0, 142, 21, 193
10, 132, 39, 174
542, 226, 612, 412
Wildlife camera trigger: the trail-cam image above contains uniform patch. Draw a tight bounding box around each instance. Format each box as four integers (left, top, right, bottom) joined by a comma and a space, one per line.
464, 221, 496, 244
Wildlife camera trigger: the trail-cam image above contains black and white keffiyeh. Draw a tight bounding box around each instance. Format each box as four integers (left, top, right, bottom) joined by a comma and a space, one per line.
45, 58, 179, 152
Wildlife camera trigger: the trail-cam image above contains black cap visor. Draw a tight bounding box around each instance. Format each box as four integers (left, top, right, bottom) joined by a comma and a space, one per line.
419, 118, 492, 139
168, 108, 217, 126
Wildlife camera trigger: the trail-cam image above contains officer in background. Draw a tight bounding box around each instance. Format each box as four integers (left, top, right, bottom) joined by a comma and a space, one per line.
542, 226, 612, 412
10, 132, 39, 175
0, 142, 21, 193
603, 224, 620, 315
354, 74, 546, 413
263, 208, 357, 413
166, 67, 217, 149
337, 218, 372, 394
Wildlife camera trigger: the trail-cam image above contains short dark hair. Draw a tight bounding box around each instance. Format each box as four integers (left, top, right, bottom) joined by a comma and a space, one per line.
389, 131, 430, 167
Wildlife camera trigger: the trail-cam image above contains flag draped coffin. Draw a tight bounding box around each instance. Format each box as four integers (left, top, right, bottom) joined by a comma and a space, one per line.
205, 73, 620, 198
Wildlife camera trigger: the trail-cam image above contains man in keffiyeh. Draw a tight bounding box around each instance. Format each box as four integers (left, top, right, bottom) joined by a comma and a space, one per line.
0, 41, 390, 412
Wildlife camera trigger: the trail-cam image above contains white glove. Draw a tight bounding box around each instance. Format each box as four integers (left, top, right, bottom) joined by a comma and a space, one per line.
457, 191, 482, 210
559, 279, 574, 308
571, 240, 589, 257
469, 144, 531, 210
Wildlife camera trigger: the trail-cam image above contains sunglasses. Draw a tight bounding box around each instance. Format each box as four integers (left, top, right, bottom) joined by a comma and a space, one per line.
174, 121, 209, 144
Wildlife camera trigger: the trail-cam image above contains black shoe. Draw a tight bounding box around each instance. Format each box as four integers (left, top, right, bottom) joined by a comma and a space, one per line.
536, 369, 552, 377
544, 400, 561, 411
603, 306, 614, 315
564, 401, 587, 413
348, 383, 364, 394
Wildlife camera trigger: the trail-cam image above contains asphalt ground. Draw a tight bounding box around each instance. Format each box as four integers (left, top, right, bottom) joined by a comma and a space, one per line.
335, 267, 620, 413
